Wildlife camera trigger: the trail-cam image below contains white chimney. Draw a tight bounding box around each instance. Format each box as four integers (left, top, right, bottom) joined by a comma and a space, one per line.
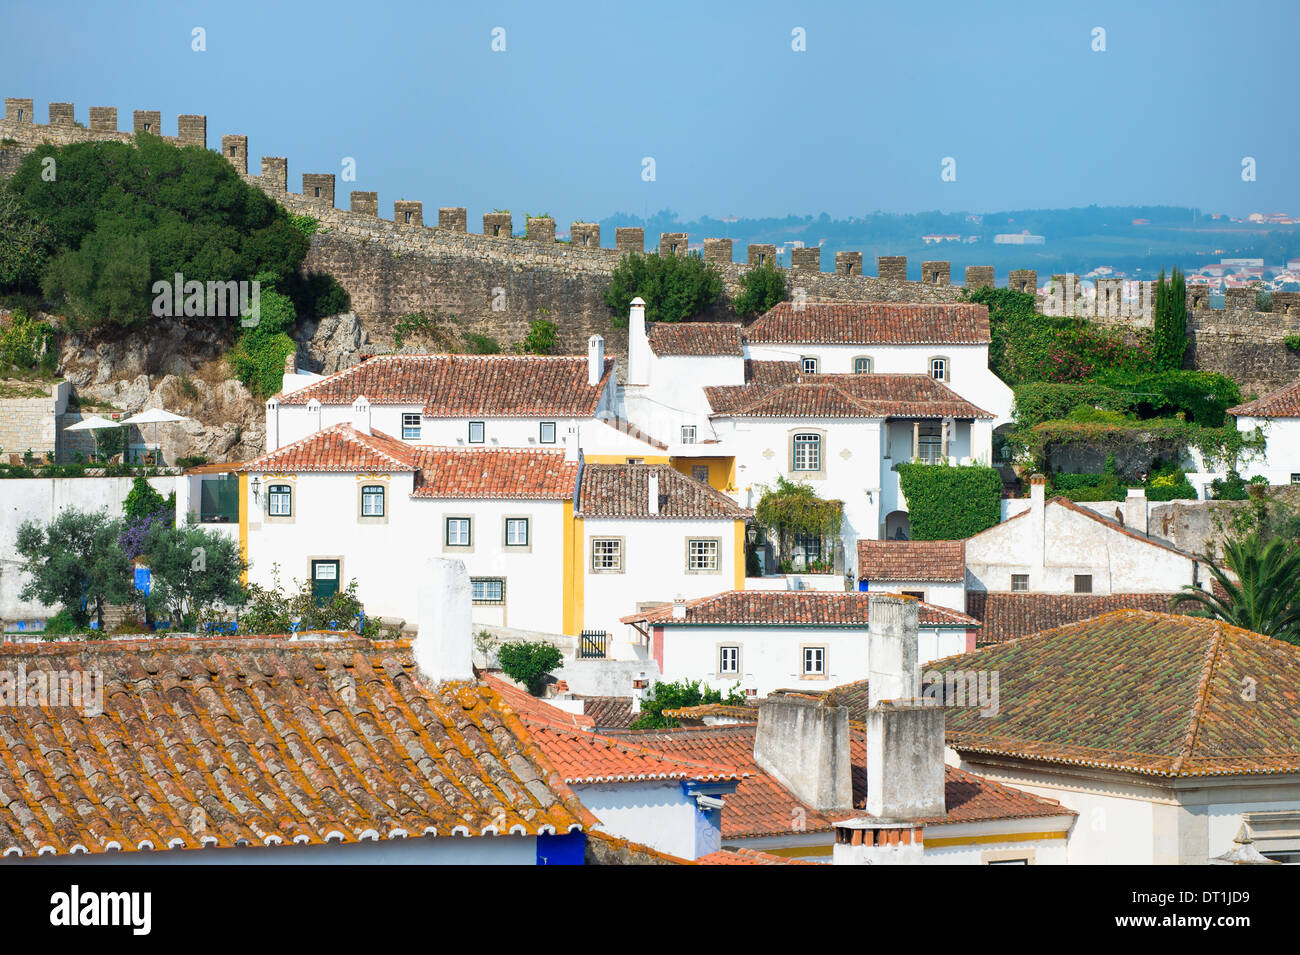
265, 398, 280, 451
628, 297, 649, 386
564, 425, 581, 463
351, 395, 371, 435
863, 593, 945, 823
648, 469, 660, 515
1124, 487, 1148, 536
588, 334, 605, 386
672, 595, 686, 620
1029, 472, 1046, 567
414, 557, 474, 685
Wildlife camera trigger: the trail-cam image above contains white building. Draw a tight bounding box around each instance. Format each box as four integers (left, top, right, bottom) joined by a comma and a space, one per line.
946, 610, 1300, 864
964, 475, 1203, 596
855, 539, 967, 611
621, 589, 978, 697
1226, 381, 1300, 486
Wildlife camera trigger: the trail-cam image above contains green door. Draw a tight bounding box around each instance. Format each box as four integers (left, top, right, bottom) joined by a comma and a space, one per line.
311, 560, 340, 603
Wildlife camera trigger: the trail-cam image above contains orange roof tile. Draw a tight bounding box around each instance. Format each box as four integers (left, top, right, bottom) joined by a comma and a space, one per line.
278, 353, 614, 417
576, 464, 750, 520
706, 373, 994, 419
648, 322, 744, 357
483, 673, 596, 731
621, 590, 978, 628
1227, 380, 1300, 418
965, 592, 1187, 645
524, 723, 744, 785
857, 540, 967, 582
241, 424, 419, 473
745, 302, 991, 345
410, 448, 579, 500
0, 638, 596, 857
697, 847, 818, 865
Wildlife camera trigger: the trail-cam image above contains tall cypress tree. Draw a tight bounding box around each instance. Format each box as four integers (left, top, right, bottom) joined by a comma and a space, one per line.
1152, 267, 1189, 371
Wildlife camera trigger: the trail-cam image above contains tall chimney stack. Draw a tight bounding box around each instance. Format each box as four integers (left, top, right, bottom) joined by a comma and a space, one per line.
1124, 487, 1148, 536
587, 334, 605, 387
414, 557, 474, 685
627, 297, 649, 386
351, 395, 371, 436
647, 469, 660, 515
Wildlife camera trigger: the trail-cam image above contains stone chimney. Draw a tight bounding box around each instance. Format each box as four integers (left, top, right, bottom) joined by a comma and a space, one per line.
648, 469, 660, 515
414, 557, 474, 685
627, 297, 649, 386
863, 594, 945, 824
351, 395, 371, 435
672, 595, 686, 620
753, 696, 853, 811
588, 334, 605, 386
1124, 487, 1148, 536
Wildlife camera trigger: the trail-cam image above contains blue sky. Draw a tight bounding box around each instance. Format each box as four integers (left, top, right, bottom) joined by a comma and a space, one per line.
3, 0, 1295, 223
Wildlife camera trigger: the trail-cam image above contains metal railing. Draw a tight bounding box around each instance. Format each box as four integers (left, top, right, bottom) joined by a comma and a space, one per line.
578, 630, 608, 659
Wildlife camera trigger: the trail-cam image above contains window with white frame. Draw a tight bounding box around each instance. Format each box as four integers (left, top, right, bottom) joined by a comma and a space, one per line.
539, 421, 557, 444
929, 356, 949, 381
681, 425, 697, 444
591, 538, 622, 572
854, 356, 872, 374
802, 646, 826, 677
471, 578, 505, 604
801, 356, 819, 374
268, 484, 292, 516
361, 485, 385, 517
792, 433, 821, 471
506, 518, 529, 546
719, 646, 740, 675
1011, 574, 1029, 592
687, 539, 719, 572
446, 517, 471, 546
468, 421, 485, 444
402, 413, 422, 441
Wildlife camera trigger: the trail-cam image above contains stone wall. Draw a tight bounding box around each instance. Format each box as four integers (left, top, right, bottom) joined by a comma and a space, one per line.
0, 382, 69, 461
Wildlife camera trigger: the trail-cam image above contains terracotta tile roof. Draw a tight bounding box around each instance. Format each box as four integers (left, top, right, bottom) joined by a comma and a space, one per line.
648, 322, 744, 357
745, 302, 991, 345
823, 678, 872, 723
278, 354, 614, 417
576, 463, 750, 520
240, 424, 419, 473
662, 702, 761, 723
744, 359, 802, 386
943, 611, 1300, 777
697, 847, 818, 864
857, 540, 966, 582
621, 725, 1070, 838
409, 448, 578, 500
706, 373, 994, 419
584, 829, 691, 865
621, 590, 978, 628
522, 723, 744, 785
1227, 381, 1300, 418
966, 592, 1186, 645
578, 695, 638, 730
0, 638, 596, 857
482, 673, 595, 731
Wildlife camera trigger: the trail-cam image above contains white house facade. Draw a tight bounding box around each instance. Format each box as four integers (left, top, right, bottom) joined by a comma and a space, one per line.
1226, 381, 1300, 486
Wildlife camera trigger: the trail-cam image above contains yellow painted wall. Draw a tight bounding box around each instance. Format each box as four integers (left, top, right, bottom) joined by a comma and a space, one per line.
733, 519, 746, 590
671, 456, 736, 492
562, 501, 584, 635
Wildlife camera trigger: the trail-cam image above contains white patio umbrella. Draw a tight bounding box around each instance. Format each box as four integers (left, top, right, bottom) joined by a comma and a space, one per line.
63, 414, 121, 460
119, 408, 189, 464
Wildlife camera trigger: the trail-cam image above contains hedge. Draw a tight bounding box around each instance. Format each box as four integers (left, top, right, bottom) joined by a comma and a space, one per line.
895, 462, 1002, 540
1012, 371, 1244, 432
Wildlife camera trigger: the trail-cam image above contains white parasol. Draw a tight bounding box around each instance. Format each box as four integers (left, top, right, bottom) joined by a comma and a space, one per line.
63, 414, 122, 460
119, 408, 189, 464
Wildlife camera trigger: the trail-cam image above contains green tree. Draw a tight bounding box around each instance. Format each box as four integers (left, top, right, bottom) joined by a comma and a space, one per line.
1151, 266, 1189, 371
604, 251, 723, 325
515, 316, 559, 355
753, 477, 843, 571
1169, 532, 1300, 643
15, 508, 131, 630
497, 640, 564, 694
732, 263, 788, 317
229, 287, 298, 398
0, 189, 54, 290
629, 679, 744, 730
123, 475, 171, 521
141, 521, 247, 626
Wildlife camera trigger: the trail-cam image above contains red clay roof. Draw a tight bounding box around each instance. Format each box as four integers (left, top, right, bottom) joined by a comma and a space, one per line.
745, 302, 991, 345
1227, 381, 1300, 418
576, 463, 750, 520
241, 424, 419, 473
578, 695, 638, 730
410, 448, 578, 500
706, 373, 994, 419
697, 847, 818, 865
278, 354, 614, 417
944, 611, 1300, 777
621, 725, 1071, 838
744, 359, 802, 386
648, 322, 744, 357
622, 590, 978, 628
0, 638, 596, 857
966, 591, 1186, 645
523, 723, 744, 785
857, 540, 966, 582
482, 673, 596, 731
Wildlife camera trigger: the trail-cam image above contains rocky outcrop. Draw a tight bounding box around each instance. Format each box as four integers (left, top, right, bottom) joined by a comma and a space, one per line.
294, 311, 368, 374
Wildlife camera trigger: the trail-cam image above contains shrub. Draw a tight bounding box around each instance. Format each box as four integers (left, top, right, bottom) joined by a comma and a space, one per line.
0, 308, 56, 372
497, 640, 564, 695
230, 288, 298, 399
629, 679, 745, 730
462, 332, 501, 354
894, 462, 1002, 540
516, 317, 558, 355
732, 263, 788, 317
41, 607, 83, 639
604, 251, 723, 325
1284, 335, 1300, 353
